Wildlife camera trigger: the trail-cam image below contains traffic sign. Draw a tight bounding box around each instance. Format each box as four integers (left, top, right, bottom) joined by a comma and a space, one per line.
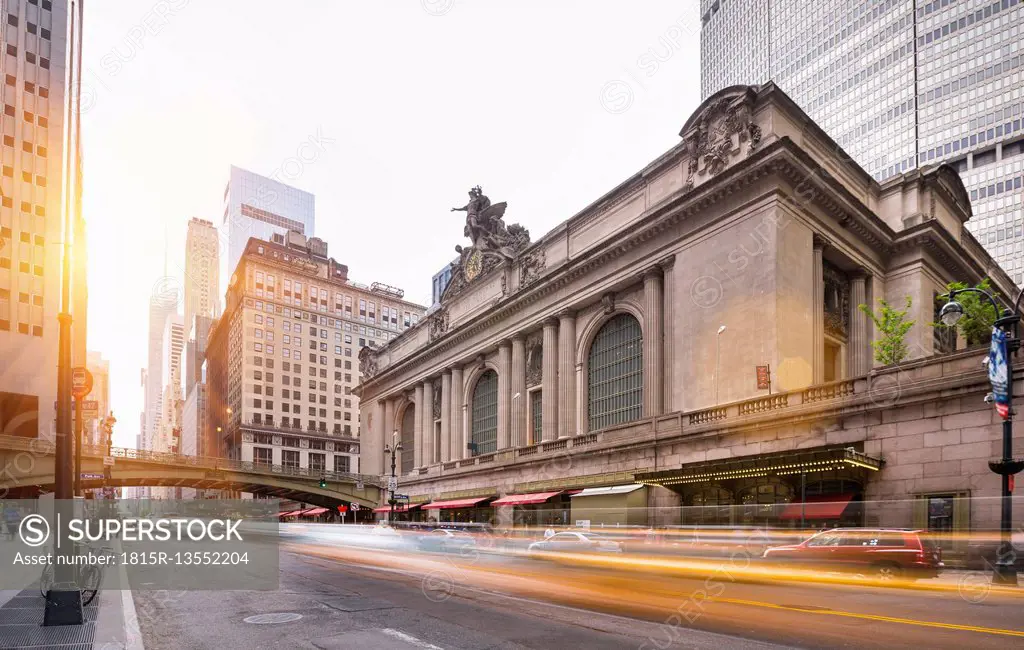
387, 476, 398, 492
103, 456, 115, 467
356, 480, 364, 491
80, 473, 103, 480
337, 504, 348, 513
350, 503, 359, 512
72, 367, 94, 399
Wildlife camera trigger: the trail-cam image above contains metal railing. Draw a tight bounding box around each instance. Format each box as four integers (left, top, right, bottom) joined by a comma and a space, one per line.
0, 435, 382, 488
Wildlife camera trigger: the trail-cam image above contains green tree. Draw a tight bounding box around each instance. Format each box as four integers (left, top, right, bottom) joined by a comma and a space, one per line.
859, 296, 915, 366
932, 278, 1000, 347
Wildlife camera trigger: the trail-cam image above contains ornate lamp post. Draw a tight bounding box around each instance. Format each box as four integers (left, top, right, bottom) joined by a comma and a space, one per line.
383, 431, 402, 527
940, 288, 1024, 585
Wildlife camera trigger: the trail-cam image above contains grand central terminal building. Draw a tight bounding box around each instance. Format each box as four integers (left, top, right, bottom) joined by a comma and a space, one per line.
356, 84, 1021, 556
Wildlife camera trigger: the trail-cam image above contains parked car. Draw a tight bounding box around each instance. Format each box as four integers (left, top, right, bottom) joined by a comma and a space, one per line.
762, 528, 943, 581
527, 531, 624, 556
417, 529, 478, 555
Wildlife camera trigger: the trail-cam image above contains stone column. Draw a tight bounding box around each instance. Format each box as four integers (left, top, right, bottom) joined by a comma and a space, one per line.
451, 365, 465, 459
497, 342, 512, 449
510, 334, 527, 447
413, 384, 424, 468
541, 317, 559, 441
422, 379, 434, 465
643, 268, 664, 417
440, 371, 452, 461
558, 311, 576, 438
850, 272, 868, 376
812, 239, 825, 384
383, 399, 395, 449
372, 400, 386, 475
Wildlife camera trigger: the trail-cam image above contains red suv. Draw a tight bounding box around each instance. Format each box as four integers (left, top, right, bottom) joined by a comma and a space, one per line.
762, 528, 943, 581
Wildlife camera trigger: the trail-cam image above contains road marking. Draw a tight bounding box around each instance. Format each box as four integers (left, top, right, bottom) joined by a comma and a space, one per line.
710, 597, 1024, 638
381, 628, 447, 649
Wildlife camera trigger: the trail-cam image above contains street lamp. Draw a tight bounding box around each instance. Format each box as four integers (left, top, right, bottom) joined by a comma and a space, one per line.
940, 287, 1024, 585
383, 430, 402, 527
715, 325, 727, 405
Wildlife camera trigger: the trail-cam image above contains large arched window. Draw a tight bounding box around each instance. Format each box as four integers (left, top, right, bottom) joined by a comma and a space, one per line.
587, 313, 643, 431
470, 370, 498, 455
400, 404, 415, 474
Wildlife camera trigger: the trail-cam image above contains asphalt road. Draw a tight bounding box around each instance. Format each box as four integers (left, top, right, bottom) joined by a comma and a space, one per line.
133, 543, 1024, 649
134, 551, 792, 649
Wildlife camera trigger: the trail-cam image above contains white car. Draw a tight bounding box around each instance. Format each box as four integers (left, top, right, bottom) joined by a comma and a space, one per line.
527, 531, 623, 555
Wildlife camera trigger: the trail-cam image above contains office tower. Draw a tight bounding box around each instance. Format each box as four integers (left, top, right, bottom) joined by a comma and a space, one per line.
0, 0, 73, 440
159, 312, 184, 454
700, 0, 1024, 282
207, 231, 425, 476
85, 350, 109, 447
142, 286, 177, 451
431, 259, 457, 308
184, 314, 212, 397
184, 217, 219, 331
221, 166, 315, 296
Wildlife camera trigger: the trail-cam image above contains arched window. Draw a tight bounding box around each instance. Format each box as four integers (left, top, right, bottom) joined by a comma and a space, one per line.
400, 404, 415, 474
587, 313, 643, 431
470, 370, 498, 455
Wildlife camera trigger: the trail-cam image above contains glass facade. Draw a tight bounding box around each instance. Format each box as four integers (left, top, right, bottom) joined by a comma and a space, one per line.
471, 370, 499, 455
701, 0, 1024, 283
587, 314, 643, 431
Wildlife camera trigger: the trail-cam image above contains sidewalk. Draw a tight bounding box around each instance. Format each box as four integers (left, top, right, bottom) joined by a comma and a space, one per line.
0, 581, 143, 649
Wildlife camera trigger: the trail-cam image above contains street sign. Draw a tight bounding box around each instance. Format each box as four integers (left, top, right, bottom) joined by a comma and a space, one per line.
356, 480, 364, 491
80, 473, 103, 480
387, 476, 398, 492
337, 504, 348, 513
350, 503, 359, 512
72, 367, 94, 399
103, 456, 115, 467
393, 494, 408, 500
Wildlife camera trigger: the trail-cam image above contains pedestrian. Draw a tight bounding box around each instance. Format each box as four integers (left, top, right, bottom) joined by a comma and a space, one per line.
544, 523, 555, 539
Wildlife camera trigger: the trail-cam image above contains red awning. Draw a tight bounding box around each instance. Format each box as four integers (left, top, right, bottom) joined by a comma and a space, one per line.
280, 510, 303, 517
301, 507, 328, 516
491, 491, 562, 507
779, 493, 855, 520
372, 504, 421, 514
422, 497, 493, 510
278, 511, 295, 517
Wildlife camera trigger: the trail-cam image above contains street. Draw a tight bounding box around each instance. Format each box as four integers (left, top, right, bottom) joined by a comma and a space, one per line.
131, 541, 1024, 650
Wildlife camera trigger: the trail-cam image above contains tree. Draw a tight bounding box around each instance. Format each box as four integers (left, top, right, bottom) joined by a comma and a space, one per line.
932, 278, 1000, 347
859, 296, 915, 365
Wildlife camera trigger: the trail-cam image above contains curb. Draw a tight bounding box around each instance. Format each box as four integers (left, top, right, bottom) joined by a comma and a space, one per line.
91, 540, 144, 650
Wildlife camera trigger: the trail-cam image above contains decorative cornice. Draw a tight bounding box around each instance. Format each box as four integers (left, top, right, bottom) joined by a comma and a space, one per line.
363, 138, 937, 391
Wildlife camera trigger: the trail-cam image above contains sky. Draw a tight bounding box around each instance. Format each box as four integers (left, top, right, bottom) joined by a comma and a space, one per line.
80, 0, 703, 448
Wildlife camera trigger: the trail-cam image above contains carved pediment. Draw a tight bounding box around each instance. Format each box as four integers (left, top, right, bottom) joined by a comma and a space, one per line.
679, 85, 761, 191
428, 307, 449, 341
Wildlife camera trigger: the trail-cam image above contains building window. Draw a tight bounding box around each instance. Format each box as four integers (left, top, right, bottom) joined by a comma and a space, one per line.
253, 447, 272, 466
400, 404, 415, 474
530, 389, 542, 444
587, 313, 643, 431
334, 455, 350, 473
309, 452, 326, 472
282, 449, 299, 469
470, 370, 498, 455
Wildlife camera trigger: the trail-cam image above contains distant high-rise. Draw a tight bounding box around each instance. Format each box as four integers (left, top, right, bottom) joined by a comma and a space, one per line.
142, 286, 177, 451
700, 0, 1024, 283
431, 259, 457, 308
85, 351, 110, 447
159, 312, 184, 455
0, 0, 76, 440
221, 166, 315, 295
184, 217, 219, 331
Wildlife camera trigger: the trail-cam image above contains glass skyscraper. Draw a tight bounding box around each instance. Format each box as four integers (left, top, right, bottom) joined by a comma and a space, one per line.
700, 0, 1023, 283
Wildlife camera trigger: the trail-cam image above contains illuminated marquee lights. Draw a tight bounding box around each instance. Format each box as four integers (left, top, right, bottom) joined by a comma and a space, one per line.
634, 449, 882, 487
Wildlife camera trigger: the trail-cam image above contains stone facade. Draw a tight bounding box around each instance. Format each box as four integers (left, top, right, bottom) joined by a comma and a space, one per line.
356, 84, 1019, 542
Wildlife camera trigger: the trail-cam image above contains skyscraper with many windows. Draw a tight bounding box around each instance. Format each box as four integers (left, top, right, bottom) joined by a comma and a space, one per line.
0, 0, 73, 439
700, 0, 1024, 283
221, 166, 315, 297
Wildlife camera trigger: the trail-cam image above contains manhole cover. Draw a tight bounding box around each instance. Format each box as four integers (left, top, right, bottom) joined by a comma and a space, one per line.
244, 613, 303, 625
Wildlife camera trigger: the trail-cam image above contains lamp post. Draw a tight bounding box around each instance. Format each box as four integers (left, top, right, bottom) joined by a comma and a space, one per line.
383, 431, 402, 527
940, 288, 1024, 585
715, 325, 727, 405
